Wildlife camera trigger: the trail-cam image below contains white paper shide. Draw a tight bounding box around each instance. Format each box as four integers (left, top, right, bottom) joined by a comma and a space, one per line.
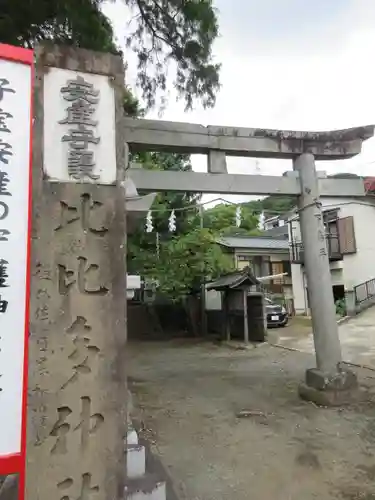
43, 67, 116, 184
0, 59, 31, 456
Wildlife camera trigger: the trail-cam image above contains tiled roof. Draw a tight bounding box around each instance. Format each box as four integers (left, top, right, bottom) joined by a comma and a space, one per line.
217, 236, 289, 250
206, 267, 259, 291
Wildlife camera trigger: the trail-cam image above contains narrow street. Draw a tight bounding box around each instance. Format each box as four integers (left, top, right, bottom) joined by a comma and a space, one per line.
277, 307, 375, 369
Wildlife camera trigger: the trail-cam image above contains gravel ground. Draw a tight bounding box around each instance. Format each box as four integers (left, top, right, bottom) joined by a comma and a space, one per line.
128, 340, 375, 500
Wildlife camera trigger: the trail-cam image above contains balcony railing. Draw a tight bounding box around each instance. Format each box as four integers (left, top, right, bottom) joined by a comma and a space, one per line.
290, 235, 342, 264
354, 278, 375, 306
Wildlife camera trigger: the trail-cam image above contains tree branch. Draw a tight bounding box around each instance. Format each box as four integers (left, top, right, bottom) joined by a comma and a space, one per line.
134, 0, 179, 51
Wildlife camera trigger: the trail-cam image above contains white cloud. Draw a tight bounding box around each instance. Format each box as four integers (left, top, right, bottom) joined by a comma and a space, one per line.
102, 0, 375, 204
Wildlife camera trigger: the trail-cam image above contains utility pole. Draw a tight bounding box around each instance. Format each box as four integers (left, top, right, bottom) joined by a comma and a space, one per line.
293, 153, 357, 405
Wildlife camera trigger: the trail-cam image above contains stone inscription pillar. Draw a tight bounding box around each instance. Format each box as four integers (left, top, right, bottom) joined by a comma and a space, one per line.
27, 46, 127, 500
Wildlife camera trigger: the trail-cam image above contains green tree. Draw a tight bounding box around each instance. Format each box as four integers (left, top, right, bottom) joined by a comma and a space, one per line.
127, 152, 234, 301
131, 227, 233, 301
1, 0, 118, 53
1, 0, 220, 110
204, 202, 259, 235
243, 172, 364, 220
245, 195, 296, 218
128, 151, 200, 239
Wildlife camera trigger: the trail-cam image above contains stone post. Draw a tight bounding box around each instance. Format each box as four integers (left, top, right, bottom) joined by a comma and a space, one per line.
27, 46, 127, 500
293, 153, 357, 406
345, 287, 357, 316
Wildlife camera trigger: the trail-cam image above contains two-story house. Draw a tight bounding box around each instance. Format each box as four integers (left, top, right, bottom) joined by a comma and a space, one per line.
216, 235, 293, 304
289, 196, 375, 314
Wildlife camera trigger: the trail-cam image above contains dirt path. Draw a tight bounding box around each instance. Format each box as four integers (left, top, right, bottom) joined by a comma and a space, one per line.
128, 340, 375, 500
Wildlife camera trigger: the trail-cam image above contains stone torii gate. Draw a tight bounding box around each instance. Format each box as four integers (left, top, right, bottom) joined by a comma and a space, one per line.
125, 118, 374, 405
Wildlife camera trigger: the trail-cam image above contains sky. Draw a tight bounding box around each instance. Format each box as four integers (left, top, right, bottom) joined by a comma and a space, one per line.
102, 0, 375, 206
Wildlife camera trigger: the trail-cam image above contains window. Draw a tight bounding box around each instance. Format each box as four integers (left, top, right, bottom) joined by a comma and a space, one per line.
271, 261, 284, 284
237, 255, 251, 261
323, 209, 339, 224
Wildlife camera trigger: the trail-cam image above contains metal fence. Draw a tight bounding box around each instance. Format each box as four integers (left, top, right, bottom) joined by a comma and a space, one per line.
354, 278, 375, 305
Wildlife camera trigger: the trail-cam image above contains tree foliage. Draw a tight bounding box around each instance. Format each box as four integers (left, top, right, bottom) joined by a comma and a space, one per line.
1, 0, 118, 53
203, 202, 259, 235
127, 153, 235, 301
131, 151, 201, 235
130, 227, 233, 301
243, 173, 364, 218
125, 0, 220, 110
245, 195, 296, 218
1, 0, 220, 110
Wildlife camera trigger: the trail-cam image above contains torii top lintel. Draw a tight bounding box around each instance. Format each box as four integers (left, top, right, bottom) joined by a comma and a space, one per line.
124, 118, 374, 161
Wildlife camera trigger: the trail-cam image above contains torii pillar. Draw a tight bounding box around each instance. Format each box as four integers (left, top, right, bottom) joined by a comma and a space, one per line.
293, 152, 356, 405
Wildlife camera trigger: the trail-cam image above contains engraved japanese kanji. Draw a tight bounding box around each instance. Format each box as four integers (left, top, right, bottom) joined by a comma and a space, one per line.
59, 75, 100, 181
50, 397, 104, 454
317, 229, 325, 241
57, 473, 99, 500
55, 193, 108, 236
59, 100, 97, 127
61, 316, 100, 390
62, 125, 99, 150
61, 77, 99, 104
57, 257, 108, 296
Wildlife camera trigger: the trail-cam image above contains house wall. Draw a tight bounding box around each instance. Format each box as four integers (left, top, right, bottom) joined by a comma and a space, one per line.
313, 197, 375, 288
289, 197, 375, 313
234, 250, 292, 288
338, 200, 375, 287
291, 263, 307, 314
234, 249, 290, 272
